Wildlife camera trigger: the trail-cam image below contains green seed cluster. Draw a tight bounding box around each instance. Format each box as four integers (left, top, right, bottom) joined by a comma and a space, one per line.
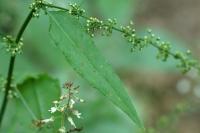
86, 17, 103, 37
3, 35, 23, 56
121, 27, 200, 73
102, 18, 117, 36
68, 3, 85, 17
85, 15, 200, 73
174, 51, 200, 73
17, 2, 200, 74
144, 29, 200, 73
146, 29, 171, 61
120, 21, 135, 39
30, 0, 47, 18
86, 17, 118, 37
120, 22, 148, 51
156, 42, 171, 61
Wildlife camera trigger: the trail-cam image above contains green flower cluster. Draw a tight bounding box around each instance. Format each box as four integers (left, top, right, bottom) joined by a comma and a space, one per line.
146, 29, 171, 61
120, 23, 149, 52
86, 17, 117, 37
68, 3, 85, 17
86, 17, 103, 37
27, 2, 200, 74
30, 0, 47, 17
65, 2, 200, 74
127, 27, 200, 73
2, 35, 23, 56
103, 18, 117, 36
174, 51, 200, 73
156, 42, 171, 61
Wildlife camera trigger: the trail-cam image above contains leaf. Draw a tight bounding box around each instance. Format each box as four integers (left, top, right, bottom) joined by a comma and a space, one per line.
76, 88, 138, 133
1, 74, 61, 133
48, 11, 143, 128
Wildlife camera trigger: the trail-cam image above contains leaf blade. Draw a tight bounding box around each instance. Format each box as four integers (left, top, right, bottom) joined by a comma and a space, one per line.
48, 11, 143, 128
1, 74, 61, 133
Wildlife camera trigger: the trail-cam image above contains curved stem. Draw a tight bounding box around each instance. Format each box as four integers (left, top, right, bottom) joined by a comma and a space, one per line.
0, 9, 35, 127
42, 3, 178, 60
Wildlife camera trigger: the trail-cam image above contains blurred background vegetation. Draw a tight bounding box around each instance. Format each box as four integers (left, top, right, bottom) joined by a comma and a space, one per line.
0, 0, 200, 133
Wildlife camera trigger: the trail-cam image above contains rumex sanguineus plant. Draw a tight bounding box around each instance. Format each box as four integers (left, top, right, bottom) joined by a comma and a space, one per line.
0, 0, 199, 132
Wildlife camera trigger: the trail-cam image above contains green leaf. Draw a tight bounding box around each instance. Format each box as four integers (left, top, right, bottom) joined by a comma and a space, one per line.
1, 74, 61, 133
48, 11, 143, 128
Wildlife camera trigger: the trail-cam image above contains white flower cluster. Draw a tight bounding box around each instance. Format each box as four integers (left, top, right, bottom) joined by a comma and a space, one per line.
48, 82, 84, 132
34, 117, 54, 128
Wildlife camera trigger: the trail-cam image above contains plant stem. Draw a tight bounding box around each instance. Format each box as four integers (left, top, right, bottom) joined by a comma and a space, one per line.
42, 3, 178, 60
0, 9, 35, 127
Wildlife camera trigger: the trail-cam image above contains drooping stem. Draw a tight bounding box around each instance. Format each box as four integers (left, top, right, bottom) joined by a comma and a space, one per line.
0, 9, 35, 127
42, 3, 175, 55
43, 3, 200, 73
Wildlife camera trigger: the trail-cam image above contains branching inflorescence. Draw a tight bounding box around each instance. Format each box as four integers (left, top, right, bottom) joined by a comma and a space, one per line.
51, 82, 84, 133
34, 81, 84, 133
35, 2, 200, 74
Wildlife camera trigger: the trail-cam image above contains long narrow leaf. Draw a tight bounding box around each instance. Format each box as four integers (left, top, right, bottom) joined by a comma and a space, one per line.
48, 11, 143, 128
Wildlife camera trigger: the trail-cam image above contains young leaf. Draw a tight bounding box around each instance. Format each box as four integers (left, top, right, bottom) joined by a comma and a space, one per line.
48, 11, 143, 128
1, 74, 61, 133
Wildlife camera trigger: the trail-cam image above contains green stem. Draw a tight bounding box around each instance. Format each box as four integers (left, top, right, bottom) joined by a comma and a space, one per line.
42, 3, 178, 61
0, 9, 35, 127
43, 3, 69, 12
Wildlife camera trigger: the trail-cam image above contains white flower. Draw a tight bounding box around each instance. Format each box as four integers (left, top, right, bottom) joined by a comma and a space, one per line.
48, 107, 57, 113
72, 110, 81, 119
53, 100, 59, 104
60, 95, 65, 100
60, 107, 65, 112
79, 99, 84, 103
69, 99, 75, 109
67, 117, 76, 128
41, 117, 54, 123
58, 126, 66, 133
